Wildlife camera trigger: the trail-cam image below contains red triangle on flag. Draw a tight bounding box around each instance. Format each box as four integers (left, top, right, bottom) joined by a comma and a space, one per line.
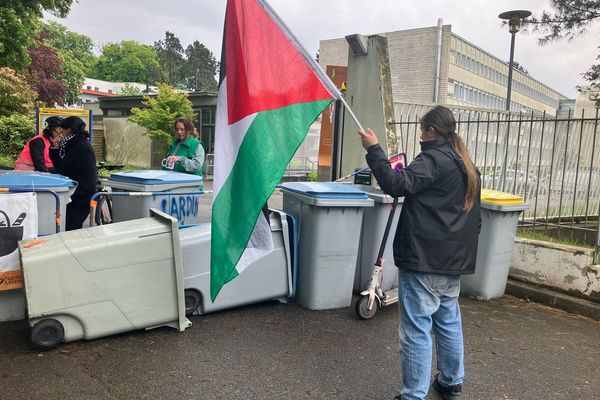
225, 0, 334, 125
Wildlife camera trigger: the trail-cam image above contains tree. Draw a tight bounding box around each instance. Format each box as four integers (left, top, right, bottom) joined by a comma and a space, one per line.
58, 50, 86, 105
128, 83, 196, 146
183, 40, 219, 92
528, 1, 600, 85
0, 67, 37, 117
42, 21, 95, 73
26, 32, 65, 105
154, 31, 185, 86
90, 40, 161, 84
0, 0, 74, 71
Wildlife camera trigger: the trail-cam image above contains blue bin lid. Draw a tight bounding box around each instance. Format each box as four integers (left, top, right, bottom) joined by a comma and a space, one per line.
280, 182, 369, 199
109, 170, 203, 185
0, 171, 76, 189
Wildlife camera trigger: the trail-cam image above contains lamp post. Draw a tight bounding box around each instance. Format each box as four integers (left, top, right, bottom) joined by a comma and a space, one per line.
499, 10, 531, 111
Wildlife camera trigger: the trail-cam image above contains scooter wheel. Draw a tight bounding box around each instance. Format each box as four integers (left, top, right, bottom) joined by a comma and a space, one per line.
355, 295, 379, 320
31, 319, 64, 350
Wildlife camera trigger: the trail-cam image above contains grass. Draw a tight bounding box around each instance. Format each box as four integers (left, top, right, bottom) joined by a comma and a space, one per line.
516, 230, 595, 249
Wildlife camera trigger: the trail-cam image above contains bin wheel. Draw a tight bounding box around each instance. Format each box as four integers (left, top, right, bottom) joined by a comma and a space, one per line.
31, 319, 64, 350
184, 289, 201, 316
355, 295, 379, 320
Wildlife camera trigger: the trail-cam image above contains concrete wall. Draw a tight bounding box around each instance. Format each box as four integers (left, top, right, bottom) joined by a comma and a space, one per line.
510, 238, 600, 302
103, 117, 152, 168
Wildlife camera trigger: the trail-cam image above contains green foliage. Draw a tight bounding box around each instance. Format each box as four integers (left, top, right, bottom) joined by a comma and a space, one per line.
306, 171, 318, 181
40, 21, 94, 105
183, 40, 219, 92
0, 67, 37, 117
90, 40, 161, 84
128, 83, 196, 145
0, 0, 74, 71
118, 83, 142, 96
58, 49, 86, 105
528, 1, 600, 85
154, 31, 185, 86
0, 114, 36, 159
516, 229, 595, 249
42, 21, 95, 71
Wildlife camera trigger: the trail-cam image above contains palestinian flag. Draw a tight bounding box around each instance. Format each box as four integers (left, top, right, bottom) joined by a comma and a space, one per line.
210, 0, 340, 301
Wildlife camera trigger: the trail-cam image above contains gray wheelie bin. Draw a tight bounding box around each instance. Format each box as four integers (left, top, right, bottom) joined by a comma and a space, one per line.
20, 209, 191, 349
461, 189, 529, 300
0, 171, 76, 322
105, 170, 203, 225
352, 184, 404, 293
180, 210, 294, 315
280, 182, 373, 310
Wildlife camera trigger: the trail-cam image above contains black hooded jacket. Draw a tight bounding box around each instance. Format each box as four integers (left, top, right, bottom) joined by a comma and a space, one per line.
365, 140, 481, 275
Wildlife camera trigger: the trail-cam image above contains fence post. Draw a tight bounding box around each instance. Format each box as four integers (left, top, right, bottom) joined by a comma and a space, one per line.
596, 205, 600, 264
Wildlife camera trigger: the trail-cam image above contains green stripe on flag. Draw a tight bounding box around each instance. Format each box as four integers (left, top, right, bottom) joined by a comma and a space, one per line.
211, 98, 332, 301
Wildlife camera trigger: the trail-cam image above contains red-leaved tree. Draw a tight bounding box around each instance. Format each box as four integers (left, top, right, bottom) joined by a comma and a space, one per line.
26, 32, 65, 106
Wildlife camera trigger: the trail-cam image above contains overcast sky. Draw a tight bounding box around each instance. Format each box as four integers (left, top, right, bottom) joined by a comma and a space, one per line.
46, 0, 600, 98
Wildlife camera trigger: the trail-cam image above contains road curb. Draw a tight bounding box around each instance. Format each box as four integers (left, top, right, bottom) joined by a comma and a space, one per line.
505, 278, 600, 320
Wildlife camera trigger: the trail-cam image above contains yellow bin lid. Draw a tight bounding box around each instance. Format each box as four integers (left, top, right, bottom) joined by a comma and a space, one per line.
480, 189, 524, 205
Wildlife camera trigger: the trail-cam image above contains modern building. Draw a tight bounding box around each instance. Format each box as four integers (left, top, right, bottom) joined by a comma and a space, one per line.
77, 78, 153, 106
319, 21, 569, 114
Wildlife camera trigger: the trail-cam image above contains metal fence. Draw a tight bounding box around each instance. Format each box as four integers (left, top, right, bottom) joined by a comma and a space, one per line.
204, 154, 317, 178
393, 103, 600, 254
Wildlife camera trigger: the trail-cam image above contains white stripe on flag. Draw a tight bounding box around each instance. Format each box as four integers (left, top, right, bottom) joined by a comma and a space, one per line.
213, 77, 257, 198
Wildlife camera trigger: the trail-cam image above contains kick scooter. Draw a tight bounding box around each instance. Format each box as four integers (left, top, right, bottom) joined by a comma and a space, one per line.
355, 196, 400, 319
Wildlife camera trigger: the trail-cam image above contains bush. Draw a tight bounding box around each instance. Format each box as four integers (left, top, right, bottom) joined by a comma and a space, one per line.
0, 114, 36, 160
128, 83, 196, 147
306, 171, 318, 181
0, 67, 36, 117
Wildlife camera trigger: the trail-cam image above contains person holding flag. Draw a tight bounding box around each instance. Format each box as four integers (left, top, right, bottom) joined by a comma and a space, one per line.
358, 106, 481, 400
210, 0, 340, 301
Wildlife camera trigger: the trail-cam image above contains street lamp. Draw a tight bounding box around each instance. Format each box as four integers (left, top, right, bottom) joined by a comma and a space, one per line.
499, 9, 531, 111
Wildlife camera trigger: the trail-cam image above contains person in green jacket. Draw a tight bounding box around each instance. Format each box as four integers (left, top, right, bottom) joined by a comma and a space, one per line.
163, 117, 205, 176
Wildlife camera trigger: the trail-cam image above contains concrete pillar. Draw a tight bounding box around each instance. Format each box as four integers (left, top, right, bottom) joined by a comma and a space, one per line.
339, 34, 397, 181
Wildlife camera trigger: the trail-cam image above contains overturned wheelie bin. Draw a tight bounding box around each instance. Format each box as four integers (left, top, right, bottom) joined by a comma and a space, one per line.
180, 210, 295, 315
20, 209, 191, 349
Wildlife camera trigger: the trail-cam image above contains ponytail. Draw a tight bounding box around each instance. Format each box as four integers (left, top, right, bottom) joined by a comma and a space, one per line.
450, 132, 479, 212
420, 106, 479, 212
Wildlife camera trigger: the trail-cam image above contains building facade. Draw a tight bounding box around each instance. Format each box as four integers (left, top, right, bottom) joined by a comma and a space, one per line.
319, 22, 569, 114
78, 78, 152, 106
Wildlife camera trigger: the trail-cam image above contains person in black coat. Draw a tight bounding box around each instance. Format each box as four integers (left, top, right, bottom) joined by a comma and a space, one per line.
49, 116, 97, 230
358, 106, 481, 400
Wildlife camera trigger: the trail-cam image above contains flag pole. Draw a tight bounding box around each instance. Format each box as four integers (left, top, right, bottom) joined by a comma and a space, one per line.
338, 95, 365, 132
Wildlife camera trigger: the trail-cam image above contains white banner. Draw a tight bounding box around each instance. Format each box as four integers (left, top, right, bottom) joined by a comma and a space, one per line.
0, 193, 38, 290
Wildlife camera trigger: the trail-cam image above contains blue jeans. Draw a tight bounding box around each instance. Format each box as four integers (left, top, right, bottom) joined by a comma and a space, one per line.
398, 269, 464, 400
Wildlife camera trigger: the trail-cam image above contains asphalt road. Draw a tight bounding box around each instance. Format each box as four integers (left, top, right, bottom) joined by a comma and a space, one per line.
1, 181, 599, 399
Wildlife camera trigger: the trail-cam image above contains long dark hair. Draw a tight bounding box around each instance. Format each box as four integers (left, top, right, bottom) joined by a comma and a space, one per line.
420, 106, 479, 211
173, 117, 195, 138
60, 116, 89, 138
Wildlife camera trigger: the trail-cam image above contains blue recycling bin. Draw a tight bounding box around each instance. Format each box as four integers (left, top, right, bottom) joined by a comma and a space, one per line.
105, 170, 204, 225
